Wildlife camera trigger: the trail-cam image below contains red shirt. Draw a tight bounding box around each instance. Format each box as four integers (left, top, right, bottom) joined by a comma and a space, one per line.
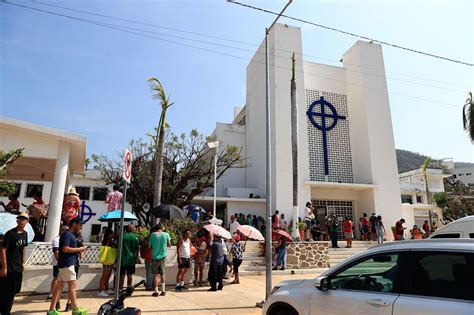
396, 221, 404, 235
343, 220, 353, 233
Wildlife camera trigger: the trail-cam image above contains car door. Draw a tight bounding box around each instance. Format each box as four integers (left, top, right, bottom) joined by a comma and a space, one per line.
311, 252, 406, 315
392, 251, 474, 315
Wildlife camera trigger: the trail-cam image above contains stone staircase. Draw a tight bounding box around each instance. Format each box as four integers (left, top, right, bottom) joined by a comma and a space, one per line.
237, 240, 374, 275
328, 240, 373, 267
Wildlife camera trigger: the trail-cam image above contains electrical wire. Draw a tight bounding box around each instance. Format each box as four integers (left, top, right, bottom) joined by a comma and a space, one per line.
227, 0, 474, 67
0, 0, 466, 109
27, 0, 474, 89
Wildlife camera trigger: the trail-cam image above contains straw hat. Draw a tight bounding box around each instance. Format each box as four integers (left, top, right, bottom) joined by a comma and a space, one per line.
67, 186, 79, 196
17, 212, 30, 220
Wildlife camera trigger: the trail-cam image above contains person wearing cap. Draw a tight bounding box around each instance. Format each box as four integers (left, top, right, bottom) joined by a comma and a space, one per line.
230, 235, 245, 284
0, 212, 28, 315
48, 217, 87, 315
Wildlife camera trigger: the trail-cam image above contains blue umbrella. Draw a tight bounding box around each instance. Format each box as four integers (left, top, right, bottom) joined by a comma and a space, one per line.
0, 213, 35, 243
98, 209, 138, 222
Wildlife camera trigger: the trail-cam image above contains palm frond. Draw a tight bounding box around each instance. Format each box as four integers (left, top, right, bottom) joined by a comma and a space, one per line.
421, 157, 431, 173
462, 92, 474, 141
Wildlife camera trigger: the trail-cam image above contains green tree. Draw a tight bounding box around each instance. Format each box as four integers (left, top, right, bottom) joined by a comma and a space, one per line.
462, 92, 474, 141
148, 77, 174, 216
91, 129, 244, 225
0, 148, 24, 195
434, 177, 474, 221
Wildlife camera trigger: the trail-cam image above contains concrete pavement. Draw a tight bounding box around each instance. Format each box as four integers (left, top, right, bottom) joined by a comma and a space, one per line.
12, 272, 322, 314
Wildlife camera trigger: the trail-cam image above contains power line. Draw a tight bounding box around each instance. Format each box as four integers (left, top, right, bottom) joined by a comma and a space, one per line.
27, 0, 473, 90
228, 0, 474, 67
0, 0, 465, 109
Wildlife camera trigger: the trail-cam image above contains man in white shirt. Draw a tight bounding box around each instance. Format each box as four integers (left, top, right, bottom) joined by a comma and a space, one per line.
229, 215, 240, 236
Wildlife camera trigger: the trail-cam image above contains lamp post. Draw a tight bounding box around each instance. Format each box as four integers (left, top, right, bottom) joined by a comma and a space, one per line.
207, 141, 219, 218
263, 0, 293, 300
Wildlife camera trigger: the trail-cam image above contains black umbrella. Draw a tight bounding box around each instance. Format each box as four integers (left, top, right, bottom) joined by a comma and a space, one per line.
152, 204, 186, 219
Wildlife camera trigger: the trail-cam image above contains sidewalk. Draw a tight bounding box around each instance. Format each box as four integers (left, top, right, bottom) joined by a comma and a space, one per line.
12, 272, 322, 314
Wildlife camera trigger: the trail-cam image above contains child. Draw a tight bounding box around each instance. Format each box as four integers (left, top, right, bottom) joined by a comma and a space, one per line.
193, 237, 207, 287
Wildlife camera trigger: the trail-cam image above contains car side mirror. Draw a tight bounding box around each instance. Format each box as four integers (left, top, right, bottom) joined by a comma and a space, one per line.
315, 276, 330, 291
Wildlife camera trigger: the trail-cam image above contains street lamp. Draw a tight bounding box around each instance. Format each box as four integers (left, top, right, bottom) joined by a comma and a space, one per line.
207, 141, 219, 218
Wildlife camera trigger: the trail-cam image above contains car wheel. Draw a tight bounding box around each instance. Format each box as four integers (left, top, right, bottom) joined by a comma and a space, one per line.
267, 303, 298, 315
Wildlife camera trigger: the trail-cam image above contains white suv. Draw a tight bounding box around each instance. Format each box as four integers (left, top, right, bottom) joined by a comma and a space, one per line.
263, 239, 474, 315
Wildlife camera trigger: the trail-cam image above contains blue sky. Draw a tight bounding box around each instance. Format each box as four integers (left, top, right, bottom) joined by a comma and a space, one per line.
1, 0, 473, 163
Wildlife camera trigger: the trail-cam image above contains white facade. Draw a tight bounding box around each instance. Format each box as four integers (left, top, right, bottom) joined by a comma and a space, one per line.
207, 24, 404, 235
0, 117, 131, 242
399, 168, 448, 228
452, 167, 474, 186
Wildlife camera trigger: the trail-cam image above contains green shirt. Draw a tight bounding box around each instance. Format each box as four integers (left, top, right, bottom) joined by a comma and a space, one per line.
148, 231, 171, 260
121, 232, 139, 266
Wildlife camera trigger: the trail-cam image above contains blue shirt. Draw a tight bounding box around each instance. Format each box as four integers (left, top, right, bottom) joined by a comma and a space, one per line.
58, 230, 78, 268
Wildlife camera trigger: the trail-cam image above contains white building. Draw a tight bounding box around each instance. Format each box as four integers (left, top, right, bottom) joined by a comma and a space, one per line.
399, 168, 449, 228
200, 24, 404, 237
0, 117, 131, 242
451, 167, 474, 186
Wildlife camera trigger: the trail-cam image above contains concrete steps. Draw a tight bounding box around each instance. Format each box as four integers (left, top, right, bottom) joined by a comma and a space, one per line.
328, 241, 373, 267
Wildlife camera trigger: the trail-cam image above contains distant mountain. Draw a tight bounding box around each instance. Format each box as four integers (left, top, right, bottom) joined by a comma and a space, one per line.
395, 149, 474, 173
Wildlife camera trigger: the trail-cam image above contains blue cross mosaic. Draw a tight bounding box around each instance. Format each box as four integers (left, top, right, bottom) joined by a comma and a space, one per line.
306, 96, 346, 176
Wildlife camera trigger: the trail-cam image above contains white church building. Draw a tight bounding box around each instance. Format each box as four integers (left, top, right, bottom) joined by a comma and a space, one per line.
199, 24, 405, 236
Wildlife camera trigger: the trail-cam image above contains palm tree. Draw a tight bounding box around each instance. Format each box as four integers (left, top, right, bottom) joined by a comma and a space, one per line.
290, 52, 299, 238
421, 156, 433, 225
147, 77, 174, 217
462, 92, 474, 141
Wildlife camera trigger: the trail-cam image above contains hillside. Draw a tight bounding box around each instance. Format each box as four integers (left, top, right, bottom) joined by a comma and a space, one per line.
396, 149, 474, 173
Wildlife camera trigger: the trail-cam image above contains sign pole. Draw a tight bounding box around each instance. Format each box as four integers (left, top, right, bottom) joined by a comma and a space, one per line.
114, 181, 127, 300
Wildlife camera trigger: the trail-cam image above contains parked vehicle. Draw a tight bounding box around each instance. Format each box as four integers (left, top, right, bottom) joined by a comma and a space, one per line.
263, 239, 474, 315
97, 280, 145, 315
429, 216, 474, 239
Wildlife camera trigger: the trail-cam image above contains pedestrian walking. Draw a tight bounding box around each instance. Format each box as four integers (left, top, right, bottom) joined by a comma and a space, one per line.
0, 212, 29, 315
375, 216, 386, 244
342, 217, 353, 248
230, 235, 245, 284
48, 217, 87, 315
207, 234, 225, 291
193, 236, 207, 287
395, 218, 406, 240
175, 229, 192, 291
98, 227, 115, 297
47, 224, 68, 310
148, 223, 171, 297
273, 235, 288, 271
304, 202, 314, 241
360, 213, 369, 240
119, 224, 139, 290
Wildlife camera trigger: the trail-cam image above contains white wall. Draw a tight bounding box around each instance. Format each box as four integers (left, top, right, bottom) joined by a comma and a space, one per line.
343, 41, 403, 229
453, 167, 474, 186
225, 200, 266, 223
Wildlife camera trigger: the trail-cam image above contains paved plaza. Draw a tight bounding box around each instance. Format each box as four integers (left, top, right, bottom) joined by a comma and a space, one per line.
12, 272, 321, 315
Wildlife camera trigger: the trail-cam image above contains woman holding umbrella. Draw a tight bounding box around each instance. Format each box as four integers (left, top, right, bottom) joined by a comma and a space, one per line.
230, 235, 245, 284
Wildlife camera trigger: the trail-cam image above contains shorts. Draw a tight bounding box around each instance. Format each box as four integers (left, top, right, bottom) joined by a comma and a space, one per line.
152, 258, 166, 275
178, 257, 191, 269
120, 265, 136, 275
305, 220, 312, 229
344, 232, 353, 239
361, 226, 369, 234
53, 265, 59, 278
232, 258, 242, 274
58, 266, 76, 282
102, 264, 114, 271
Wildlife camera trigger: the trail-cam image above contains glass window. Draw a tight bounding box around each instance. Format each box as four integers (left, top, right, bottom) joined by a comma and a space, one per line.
75, 186, 91, 200
430, 233, 460, 239
92, 187, 108, 201
416, 195, 422, 203
25, 184, 43, 198
329, 253, 401, 293
401, 195, 413, 204
469, 233, 474, 239
409, 252, 474, 300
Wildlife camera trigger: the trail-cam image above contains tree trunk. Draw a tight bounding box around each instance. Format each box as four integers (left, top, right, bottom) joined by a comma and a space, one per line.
290, 53, 299, 238
153, 111, 167, 223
